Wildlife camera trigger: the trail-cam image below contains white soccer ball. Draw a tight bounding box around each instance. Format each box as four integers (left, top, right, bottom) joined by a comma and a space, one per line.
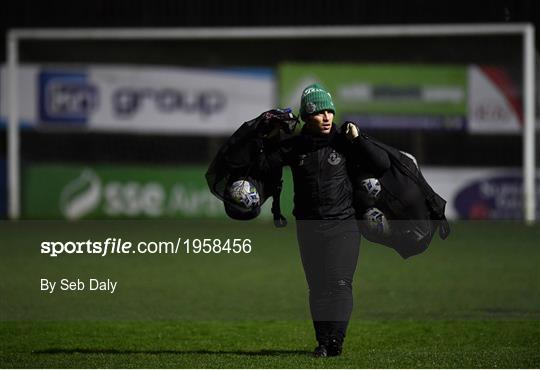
360, 178, 382, 199
362, 207, 391, 237
228, 180, 260, 209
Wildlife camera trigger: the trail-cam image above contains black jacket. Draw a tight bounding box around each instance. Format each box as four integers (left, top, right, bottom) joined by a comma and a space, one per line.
278, 125, 356, 220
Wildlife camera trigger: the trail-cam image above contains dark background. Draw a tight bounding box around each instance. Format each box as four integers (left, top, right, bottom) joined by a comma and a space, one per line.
1, 0, 538, 32
0, 0, 538, 166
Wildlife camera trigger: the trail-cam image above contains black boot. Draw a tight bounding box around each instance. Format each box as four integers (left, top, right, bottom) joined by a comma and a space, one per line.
312, 321, 329, 357
312, 343, 328, 357
327, 336, 343, 356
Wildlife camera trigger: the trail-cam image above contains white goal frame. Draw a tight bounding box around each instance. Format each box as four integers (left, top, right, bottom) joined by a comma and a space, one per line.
5, 24, 537, 223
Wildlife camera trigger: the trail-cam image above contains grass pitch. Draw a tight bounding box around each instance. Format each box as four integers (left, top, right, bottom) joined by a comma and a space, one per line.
1, 220, 539, 368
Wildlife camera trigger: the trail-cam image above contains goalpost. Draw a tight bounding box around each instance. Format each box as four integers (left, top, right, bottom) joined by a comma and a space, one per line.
5, 24, 537, 222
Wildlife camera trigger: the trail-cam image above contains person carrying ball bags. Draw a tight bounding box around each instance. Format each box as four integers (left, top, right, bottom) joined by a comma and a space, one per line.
206, 83, 450, 357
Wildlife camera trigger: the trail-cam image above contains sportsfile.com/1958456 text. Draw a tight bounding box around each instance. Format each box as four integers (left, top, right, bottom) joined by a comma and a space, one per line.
40, 237, 252, 257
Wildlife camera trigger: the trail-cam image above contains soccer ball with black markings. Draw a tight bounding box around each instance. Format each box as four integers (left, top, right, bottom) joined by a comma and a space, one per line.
360, 178, 382, 199
228, 180, 261, 209
362, 207, 391, 238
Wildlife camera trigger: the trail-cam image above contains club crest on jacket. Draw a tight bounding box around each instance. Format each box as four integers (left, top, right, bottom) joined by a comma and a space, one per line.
328, 151, 342, 165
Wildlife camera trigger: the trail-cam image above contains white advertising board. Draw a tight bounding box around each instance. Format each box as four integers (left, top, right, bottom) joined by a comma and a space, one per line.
1, 65, 274, 135
423, 166, 539, 220
467, 65, 539, 134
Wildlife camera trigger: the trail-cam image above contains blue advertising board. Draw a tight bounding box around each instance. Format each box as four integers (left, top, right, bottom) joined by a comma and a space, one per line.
38, 70, 96, 125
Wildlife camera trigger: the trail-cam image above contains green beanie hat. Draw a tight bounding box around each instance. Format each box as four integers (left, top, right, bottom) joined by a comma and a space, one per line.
300, 83, 336, 117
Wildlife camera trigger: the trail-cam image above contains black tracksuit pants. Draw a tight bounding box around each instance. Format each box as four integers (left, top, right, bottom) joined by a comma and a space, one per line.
296, 218, 361, 344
